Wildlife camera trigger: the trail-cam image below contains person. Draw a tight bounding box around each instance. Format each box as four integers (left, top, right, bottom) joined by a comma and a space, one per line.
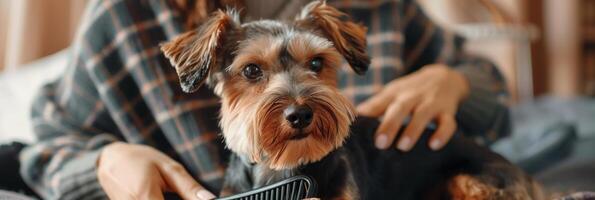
19, 0, 510, 199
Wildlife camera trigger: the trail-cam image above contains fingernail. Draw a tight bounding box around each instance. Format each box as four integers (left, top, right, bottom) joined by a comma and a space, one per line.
430, 139, 441, 150
397, 137, 411, 151
375, 134, 388, 149
196, 190, 215, 200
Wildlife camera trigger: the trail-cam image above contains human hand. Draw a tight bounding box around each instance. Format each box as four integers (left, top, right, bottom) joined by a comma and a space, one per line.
97, 142, 215, 200
357, 64, 469, 151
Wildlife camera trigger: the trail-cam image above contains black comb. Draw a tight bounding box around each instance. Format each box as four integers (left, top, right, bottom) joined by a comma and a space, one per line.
216, 175, 317, 200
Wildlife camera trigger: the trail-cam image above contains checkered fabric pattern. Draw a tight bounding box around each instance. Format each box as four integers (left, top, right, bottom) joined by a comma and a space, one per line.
19, 0, 509, 199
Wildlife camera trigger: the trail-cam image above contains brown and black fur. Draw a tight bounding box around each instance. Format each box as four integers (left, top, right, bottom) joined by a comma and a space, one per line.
161, 1, 542, 199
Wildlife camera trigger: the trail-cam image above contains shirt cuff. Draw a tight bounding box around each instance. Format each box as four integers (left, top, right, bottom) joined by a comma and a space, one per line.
453, 64, 511, 144
54, 149, 108, 200
19, 141, 112, 200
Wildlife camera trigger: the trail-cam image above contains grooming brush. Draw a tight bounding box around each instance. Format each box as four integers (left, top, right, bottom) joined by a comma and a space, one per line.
216, 175, 317, 200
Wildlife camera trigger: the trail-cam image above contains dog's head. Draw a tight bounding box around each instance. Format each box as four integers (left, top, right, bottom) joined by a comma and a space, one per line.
161, 1, 369, 169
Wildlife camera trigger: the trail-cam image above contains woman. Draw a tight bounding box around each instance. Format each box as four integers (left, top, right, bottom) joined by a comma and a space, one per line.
20, 0, 509, 199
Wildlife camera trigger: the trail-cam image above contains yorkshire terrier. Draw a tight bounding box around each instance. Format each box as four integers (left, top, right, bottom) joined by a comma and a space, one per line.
161, 1, 542, 199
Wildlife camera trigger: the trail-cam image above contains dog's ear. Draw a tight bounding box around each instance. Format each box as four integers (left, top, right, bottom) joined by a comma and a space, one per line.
161, 10, 240, 93
295, 1, 370, 75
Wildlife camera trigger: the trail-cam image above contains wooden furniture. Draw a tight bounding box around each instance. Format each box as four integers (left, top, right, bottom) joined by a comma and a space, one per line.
419, 0, 538, 103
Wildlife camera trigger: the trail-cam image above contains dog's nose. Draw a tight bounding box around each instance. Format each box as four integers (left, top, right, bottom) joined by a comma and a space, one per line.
284, 105, 313, 129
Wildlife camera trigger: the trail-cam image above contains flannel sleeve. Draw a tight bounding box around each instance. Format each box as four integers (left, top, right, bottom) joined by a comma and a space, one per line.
19, 1, 120, 199
401, 0, 510, 144
19, 62, 118, 200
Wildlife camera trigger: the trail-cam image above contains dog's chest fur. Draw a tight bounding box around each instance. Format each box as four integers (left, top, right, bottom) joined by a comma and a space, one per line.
222, 147, 363, 199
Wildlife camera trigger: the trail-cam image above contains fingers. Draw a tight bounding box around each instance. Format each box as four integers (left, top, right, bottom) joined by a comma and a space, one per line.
374, 96, 415, 149
357, 79, 408, 117
356, 91, 394, 117
397, 103, 433, 151
195, 190, 216, 200
428, 113, 456, 151
158, 162, 215, 200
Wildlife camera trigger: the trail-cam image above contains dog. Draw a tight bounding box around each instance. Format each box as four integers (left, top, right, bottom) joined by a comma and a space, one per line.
161, 1, 542, 199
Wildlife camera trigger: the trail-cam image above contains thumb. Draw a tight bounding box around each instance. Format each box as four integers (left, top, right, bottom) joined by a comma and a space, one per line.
158, 163, 216, 200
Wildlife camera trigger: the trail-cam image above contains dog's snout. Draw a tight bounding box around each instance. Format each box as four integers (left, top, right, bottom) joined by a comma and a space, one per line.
284, 104, 313, 129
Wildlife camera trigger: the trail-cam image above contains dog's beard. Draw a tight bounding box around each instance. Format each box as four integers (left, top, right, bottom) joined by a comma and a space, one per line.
252, 86, 355, 170
220, 84, 354, 169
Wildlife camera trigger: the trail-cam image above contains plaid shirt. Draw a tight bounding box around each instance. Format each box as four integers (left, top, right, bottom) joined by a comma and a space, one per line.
19, 0, 509, 199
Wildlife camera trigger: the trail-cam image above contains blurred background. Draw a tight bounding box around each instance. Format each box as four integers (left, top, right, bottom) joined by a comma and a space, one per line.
0, 0, 593, 195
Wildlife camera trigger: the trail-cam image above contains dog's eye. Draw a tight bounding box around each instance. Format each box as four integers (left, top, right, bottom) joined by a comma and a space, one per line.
309, 57, 323, 73
242, 64, 263, 80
